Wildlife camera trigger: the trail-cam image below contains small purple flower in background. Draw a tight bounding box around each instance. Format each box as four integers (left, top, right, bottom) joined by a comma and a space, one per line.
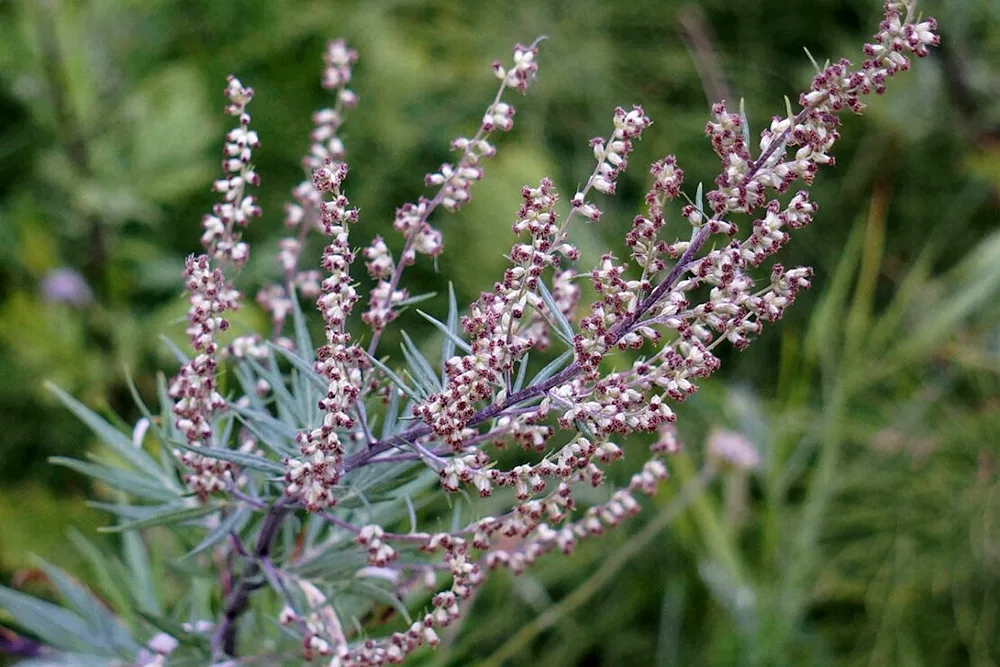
708, 429, 760, 471
39, 268, 93, 308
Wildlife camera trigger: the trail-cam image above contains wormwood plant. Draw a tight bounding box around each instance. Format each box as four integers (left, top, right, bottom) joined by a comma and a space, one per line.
0, 3, 939, 665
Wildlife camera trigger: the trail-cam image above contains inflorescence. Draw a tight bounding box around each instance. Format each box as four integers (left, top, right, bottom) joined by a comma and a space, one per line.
165, 3, 939, 664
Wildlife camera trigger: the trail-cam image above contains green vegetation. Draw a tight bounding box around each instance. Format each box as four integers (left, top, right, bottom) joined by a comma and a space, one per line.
1, 0, 997, 664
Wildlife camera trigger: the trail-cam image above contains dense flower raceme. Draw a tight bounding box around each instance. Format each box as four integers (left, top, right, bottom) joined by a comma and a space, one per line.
168, 76, 260, 499
161, 5, 939, 665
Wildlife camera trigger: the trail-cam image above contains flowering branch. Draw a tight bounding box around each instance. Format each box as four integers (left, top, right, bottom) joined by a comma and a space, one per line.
21, 4, 939, 666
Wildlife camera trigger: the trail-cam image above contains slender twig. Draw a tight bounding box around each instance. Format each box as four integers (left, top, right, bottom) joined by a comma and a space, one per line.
212, 498, 291, 659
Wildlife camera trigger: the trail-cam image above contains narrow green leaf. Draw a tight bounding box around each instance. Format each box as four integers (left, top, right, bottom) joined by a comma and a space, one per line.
66, 529, 132, 625
184, 505, 251, 559
537, 279, 574, 345
99, 503, 223, 533
416, 308, 472, 356
401, 330, 442, 393
246, 357, 306, 425
157, 333, 189, 365
87, 501, 169, 522
394, 291, 437, 308
231, 407, 298, 458
267, 340, 327, 391
513, 352, 530, 392
0, 585, 113, 655
529, 349, 573, 387
366, 354, 423, 402
173, 441, 285, 474
738, 98, 751, 148
349, 578, 413, 625
156, 372, 183, 474
289, 286, 315, 364
17, 654, 116, 667
35, 559, 139, 656
445, 282, 461, 362
46, 383, 163, 479
380, 386, 401, 440
123, 532, 159, 614
133, 609, 211, 656
49, 457, 178, 502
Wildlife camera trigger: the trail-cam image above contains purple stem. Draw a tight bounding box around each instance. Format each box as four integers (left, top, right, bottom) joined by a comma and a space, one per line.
211, 497, 290, 658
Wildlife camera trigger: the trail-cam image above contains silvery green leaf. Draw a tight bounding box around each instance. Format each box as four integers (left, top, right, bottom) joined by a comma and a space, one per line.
738, 98, 751, 148
123, 532, 159, 614
803, 46, 820, 72
126, 374, 182, 489
415, 308, 472, 356
66, 529, 132, 622
380, 386, 401, 440
48, 457, 178, 502
394, 291, 437, 308
99, 502, 223, 533
291, 543, 367, 580
246, 356, 306, 426
366, 354, 423, 402
215, 413, 235, 449
513, 352, 530, 391
401, 330, 442, 394
0, 585, 115, 655
47, 383, 163, 480
233, 363, 268, 413
87, 501, 169, 522
156, 372, 183, 462
267, 339, 327, 392
157, 333, 189, 365
184, 505, 251, 559
537, 279, 574, 345
172, 441, 285, 474
348, 577, 413, 624
445, 282, 461, 362
695, 181, 704, 215
35, 559, 139, 656
231, 406, 298, 458
124, 371, 163, 443
289, 286, 315, 363
529, 349, 573, 386
303, 511, 327, 553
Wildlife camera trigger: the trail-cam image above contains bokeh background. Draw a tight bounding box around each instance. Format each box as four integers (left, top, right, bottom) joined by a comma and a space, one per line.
1, 0, 999, 665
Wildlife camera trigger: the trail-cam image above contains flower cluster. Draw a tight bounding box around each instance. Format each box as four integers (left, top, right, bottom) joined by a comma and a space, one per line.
415, 176, 578, 450
201, 76, 261, 266
361, 41, 541, 342
283, 160, 367, 512
157, 4, 940, 665
168, 78, 260, 498
258, 39, 360, 332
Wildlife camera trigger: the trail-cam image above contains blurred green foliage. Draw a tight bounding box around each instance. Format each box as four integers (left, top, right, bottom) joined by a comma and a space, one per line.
1, 0, 998, 664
